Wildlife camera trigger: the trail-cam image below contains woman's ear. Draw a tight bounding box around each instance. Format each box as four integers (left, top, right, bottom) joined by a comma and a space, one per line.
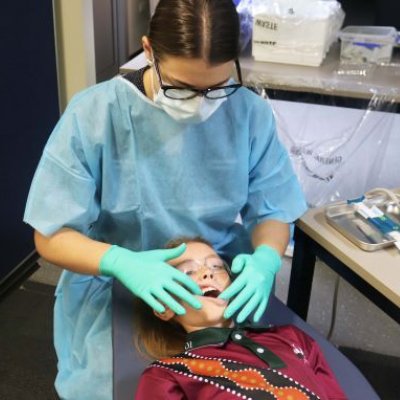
142, 36, 153, 64
153, 308, 175, 321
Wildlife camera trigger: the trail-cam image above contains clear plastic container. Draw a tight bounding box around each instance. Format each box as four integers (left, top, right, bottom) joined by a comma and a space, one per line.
339, 26, 397, 64
251, 0, 345, 67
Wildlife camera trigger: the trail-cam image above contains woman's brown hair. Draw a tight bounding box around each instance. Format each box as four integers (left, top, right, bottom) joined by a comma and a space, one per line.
149, 0, 240, 64
133, 236, 213, 360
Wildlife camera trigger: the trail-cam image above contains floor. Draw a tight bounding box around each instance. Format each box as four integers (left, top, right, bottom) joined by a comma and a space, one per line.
1, 276, 399, 399
0, 280, 58, 400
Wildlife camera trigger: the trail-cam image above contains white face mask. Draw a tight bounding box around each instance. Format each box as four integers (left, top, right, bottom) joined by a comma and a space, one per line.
149, 63, 227, 124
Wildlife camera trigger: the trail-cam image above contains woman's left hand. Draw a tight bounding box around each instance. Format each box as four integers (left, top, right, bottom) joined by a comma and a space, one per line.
218, 245, 282, 323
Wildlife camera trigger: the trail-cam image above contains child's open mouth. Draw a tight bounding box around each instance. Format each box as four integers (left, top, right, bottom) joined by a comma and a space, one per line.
202, 287, 221, 298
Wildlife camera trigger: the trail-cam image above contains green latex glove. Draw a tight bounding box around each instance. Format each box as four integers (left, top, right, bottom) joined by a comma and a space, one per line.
218, 244, 282, 323
99, 244, 202, 315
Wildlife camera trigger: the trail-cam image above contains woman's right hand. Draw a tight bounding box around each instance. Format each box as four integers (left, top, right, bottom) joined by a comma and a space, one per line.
99, 244, 202, 314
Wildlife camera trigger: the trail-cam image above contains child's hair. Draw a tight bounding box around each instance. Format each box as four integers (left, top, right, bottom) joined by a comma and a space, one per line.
133, 236, 213, 360
132, 296, 187, 360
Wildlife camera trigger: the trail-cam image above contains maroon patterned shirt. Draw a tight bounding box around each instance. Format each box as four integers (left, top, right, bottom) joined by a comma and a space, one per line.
135, 325, 347, 400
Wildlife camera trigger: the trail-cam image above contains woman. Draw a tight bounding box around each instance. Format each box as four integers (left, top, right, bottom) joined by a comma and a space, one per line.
24, 0, 307, 398
134, 238, 346, 400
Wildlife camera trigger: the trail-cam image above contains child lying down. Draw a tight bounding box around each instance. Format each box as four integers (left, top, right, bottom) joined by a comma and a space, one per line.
133, 237, 346, 400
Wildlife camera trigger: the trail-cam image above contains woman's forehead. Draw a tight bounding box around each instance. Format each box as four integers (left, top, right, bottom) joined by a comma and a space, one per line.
159, 56, 233, 88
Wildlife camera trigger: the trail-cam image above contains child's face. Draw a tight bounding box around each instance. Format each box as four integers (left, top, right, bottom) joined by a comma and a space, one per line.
156, 242, 232, 331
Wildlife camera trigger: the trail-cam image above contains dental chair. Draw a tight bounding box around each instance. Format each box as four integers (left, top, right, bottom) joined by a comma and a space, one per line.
112, 280, 379, 400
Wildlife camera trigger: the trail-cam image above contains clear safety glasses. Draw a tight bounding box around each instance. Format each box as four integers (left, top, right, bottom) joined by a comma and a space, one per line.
176, 256, 231, 277
154, 59, 243, 100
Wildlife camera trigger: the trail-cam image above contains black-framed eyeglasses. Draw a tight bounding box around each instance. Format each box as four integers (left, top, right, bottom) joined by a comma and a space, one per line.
153, 59, 243, 100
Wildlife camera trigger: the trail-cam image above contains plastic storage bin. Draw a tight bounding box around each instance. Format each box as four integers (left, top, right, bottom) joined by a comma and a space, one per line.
339, 26, 397, 64
252, 0, 344, 67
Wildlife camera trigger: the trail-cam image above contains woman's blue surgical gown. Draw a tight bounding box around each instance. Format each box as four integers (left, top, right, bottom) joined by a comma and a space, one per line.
24, 76, 307, 399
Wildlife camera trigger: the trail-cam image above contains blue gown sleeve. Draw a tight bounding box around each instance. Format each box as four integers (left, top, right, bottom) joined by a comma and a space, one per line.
24, 98, 100, 237
241, 99, 308, 231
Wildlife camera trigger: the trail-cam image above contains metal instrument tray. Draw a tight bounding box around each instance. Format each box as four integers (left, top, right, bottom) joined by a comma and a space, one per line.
325, 199, 400, 251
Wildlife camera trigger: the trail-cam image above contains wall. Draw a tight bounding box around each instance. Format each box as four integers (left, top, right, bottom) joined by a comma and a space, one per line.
53, 0, 96, 110
149, 0, 159, 15
0, 1, 59, 283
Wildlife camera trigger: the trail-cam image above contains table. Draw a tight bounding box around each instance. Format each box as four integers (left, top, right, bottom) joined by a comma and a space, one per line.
287, 204, 400, 324
240, 43, 400, 102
